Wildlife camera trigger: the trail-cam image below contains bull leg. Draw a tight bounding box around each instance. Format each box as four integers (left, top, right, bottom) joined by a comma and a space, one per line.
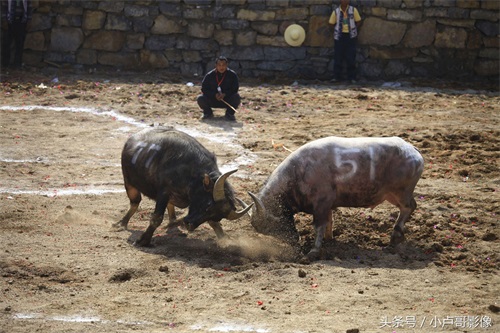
164, 203, 181, 228
167, 203, 176, 224
208, 221, 226, 239
324, 210, 334, 241
112, 185, 141, 231
389, 197, 417, 246
307, 210, 330, 260
135, 195, 169, 247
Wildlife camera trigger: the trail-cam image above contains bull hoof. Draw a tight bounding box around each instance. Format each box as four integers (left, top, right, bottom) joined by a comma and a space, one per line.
216, 233, 229, 240
298, 255, 311, 265
133, 240, 153, 247
390, 231, 405, 246
164, 225, 187, 238
133, 236, 153, 247
111, 222, 127, 232
305, 248, 321, 262
383, 244, 398, 254
164, 219, 182, 229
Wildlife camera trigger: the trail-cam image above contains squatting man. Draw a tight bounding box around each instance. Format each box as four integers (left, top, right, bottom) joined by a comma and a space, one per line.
197, 56, 241, 121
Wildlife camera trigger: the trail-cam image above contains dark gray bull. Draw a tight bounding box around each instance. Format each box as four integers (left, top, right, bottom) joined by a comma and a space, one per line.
247, 136, 424, 260
113, 126, 252, 246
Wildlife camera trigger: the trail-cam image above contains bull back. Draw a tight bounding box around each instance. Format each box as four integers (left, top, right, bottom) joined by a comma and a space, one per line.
121, 127, 219, 201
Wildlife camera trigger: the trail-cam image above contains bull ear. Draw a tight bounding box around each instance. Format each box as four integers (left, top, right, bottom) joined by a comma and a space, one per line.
203, 174, 212, 192
248, 192, 266, 217
213, 169, 238, 202
226, 201, 254, 220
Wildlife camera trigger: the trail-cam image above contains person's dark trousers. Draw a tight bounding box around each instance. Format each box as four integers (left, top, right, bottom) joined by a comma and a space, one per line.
197, 93, 241, 116
333, 33, 357, 81
2, 20, 27, 68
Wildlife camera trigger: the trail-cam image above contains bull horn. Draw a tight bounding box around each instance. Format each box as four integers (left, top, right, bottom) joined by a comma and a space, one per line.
236, 197, 252, 217
248, 191, 266, 217
226, 201, 254, 220
213, 169, 238, 202
235, 198, 249, 209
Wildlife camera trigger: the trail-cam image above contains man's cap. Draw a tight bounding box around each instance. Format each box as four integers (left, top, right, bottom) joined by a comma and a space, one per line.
284, 24, 306, 47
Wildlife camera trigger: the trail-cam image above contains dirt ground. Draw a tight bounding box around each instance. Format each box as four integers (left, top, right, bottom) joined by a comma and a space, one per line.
0, 68, 498, 333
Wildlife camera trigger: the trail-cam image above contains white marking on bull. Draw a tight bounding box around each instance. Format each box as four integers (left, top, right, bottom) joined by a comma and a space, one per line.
334, 147, 360, 182
131, 142, 148, 165
144, 143, 161, 169
368, 146, 375, 181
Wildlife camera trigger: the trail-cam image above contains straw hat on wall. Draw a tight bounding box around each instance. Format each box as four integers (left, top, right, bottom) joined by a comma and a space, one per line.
284, 24, 306, 47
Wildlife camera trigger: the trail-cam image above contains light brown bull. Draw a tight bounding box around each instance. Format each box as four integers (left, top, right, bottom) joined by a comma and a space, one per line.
248, 136, 424, 260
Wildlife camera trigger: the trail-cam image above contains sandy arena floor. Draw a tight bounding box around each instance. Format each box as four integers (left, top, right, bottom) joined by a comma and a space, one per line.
0, 69, 498, 332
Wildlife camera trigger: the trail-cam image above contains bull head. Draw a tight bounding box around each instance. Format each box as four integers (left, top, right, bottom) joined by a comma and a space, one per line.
213, 169, 253, 220
248, 191, 265, 218
248, 191, 299, 244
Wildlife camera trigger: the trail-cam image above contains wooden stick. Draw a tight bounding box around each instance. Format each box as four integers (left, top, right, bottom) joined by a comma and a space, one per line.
272, 139, 293, 153
221, 99, 238, 113
44, 60, 61, 68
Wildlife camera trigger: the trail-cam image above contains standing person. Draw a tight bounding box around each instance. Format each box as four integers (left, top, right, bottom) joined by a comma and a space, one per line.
197, 56, 241, 121
329, 0, 361, 83
1, 0, 33, 69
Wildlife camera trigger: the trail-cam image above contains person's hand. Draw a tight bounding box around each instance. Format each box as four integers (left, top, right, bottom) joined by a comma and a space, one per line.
216, 93, 225, 101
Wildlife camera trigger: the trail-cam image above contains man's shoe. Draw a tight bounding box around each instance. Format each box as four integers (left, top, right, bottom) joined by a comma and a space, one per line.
201, 113, 213, 120
224, 113, 236, 121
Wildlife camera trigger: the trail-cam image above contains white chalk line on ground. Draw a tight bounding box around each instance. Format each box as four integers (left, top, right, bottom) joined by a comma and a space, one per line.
12, 313, 271, 332
0, 105, 148, 128
12, 312, 154, 326
1, 188, 125, 197
0, 105, 257, 196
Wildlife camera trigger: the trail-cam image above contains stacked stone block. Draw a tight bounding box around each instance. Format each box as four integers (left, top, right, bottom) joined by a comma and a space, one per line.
20, 0, 498, 80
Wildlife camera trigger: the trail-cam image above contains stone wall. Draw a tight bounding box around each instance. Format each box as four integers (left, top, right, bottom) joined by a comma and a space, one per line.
18, 0, 500, 80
